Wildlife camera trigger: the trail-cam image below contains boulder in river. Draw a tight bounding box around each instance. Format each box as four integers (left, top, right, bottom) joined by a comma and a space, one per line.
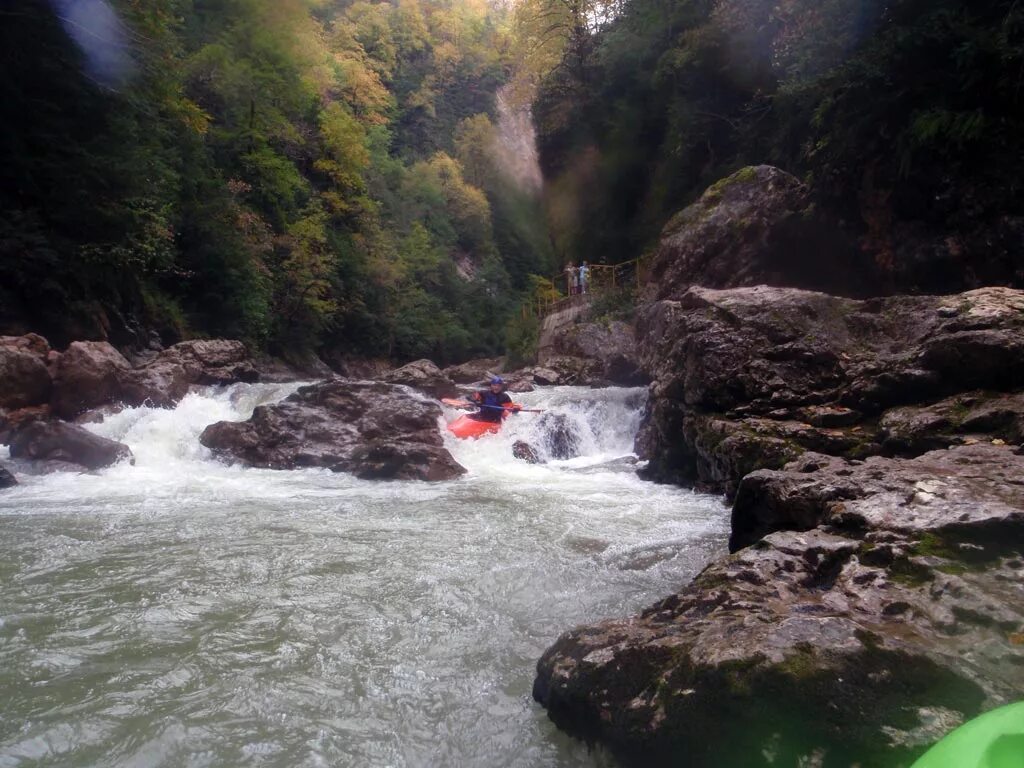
200, 378, 465, 481
50, 341, 132, 419
8, 420, 134, 470
512, 440, 542, 464
535, 443, 1024, 767
0, 334, 53, 410
0, 466, 16, 488
121, 339, 259, 408
443, 357, 505, 385
380, 359, 459, 400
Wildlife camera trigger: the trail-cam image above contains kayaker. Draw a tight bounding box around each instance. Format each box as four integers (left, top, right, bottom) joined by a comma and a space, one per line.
469, 377, 518, 423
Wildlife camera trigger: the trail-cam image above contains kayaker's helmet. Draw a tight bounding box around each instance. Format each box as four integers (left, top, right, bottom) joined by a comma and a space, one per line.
490, 376, 504, 389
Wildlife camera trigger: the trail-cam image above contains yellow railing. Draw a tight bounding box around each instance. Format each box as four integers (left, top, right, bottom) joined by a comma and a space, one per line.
521, 253, 654, 320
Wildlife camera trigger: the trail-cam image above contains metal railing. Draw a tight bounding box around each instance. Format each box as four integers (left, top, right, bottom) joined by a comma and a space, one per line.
520, 254, 653, 320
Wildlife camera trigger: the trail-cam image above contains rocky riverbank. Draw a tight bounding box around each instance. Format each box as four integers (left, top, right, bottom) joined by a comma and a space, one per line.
533, 167, 1024, 766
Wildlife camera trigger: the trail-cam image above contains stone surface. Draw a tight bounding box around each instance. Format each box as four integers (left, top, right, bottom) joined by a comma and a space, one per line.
0, 334, 52, 410
380, 359, 459, 400
443, 357, 505, 385
48, 338, 259, 416
535, 444, 1024, 767
512, 440, 542, 464
0, 465, 16, 488
541, 320, 648, 387
636, 285, 1024, 495
643, 166, 866, 302
8, 420, 134, 470
50, 341, 132, 419
200, 378, 465, 481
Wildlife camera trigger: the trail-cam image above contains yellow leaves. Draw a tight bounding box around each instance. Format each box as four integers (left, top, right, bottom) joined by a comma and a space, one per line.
176, 98, 212, 135
318, 102, 370, 188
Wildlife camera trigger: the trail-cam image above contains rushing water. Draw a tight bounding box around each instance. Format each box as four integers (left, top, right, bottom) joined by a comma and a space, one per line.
0, 384, 728, 767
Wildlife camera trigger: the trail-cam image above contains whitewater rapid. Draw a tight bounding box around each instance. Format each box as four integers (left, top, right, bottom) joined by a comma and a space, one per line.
0, 383, 727, 767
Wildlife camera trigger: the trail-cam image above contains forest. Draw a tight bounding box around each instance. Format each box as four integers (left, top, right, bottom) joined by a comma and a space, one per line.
0, 0, 553, 365
2, 0, 1022, 364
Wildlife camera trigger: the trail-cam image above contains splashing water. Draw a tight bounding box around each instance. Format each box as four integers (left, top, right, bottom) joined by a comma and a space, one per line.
0, 383, 727, 767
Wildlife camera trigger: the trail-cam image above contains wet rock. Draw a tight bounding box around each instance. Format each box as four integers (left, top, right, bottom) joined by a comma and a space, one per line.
443, 357, 505, 385
512, 440, 542, 464
538, 412, 582, 460
200, 378, 465, 481
0, 466, 16, 488
323, 354, 391, 380
0, 404, 53, 445
880, 392, 1024, 455
0, 334, 52, 410
542, 320, 648, 387
535, 443, 1024, 767
636, 285, 1024, 494
380, 359, 459, 399
123, 339, 259, 407
50, 341, 132, 419
643, 165, 866, 302
8, 420, 133, 470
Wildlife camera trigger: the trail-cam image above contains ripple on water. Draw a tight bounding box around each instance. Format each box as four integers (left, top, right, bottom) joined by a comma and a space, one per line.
0, 384, 727, 767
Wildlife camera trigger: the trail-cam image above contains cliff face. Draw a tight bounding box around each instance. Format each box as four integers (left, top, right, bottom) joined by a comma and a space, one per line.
533, 167, 1024, 766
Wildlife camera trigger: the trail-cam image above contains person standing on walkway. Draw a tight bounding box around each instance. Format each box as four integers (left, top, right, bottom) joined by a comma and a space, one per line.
565, 262, 578, 296
579, 261, 590, 295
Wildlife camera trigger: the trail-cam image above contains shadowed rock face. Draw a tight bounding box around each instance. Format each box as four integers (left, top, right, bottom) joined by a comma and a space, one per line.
635, 285, 1024, 496
200, 379, 465, 481
0, 466, 16, 488
535, 444, 1024, 767
643, 166, 867, 302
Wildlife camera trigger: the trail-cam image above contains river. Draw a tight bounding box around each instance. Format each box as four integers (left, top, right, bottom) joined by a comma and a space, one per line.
0, 383, 727, 767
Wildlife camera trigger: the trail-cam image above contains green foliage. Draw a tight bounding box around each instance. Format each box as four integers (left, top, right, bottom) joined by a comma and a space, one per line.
535, 0, 1024, 287
0, 0, 553, 364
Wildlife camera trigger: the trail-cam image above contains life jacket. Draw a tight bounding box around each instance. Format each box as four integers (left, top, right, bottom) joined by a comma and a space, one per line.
474, 390, 508, 422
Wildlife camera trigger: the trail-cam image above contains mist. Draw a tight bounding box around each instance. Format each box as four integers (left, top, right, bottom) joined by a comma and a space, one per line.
49, 0, 135, 88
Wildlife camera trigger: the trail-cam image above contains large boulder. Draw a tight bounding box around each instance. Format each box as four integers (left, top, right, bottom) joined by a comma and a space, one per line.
50, 341, 132, 419
535, 444, 1024, 767
51, 338, 259, 416
380, 359, 459, 399
0, 466, 16, 488
200, 379, 465, 481
121, 339, 258, 408
8, 420, 133, 470
0, 334, 52, 410
636, 285, 1024, 495
642, 165, 865, 301
541, 320, 648, 386
443, 357, 505, 385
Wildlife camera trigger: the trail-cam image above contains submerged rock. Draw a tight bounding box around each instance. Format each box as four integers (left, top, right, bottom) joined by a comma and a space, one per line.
8, 420, 133, 470
512, 440, 542, 464
535, 444, 1024, 767
200, 378, 465, 481
537, 412, 582, 460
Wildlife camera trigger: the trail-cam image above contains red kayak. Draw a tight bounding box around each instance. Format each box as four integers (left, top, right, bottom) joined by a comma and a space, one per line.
447, 415, 505, 439
443, 398, 540, 440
